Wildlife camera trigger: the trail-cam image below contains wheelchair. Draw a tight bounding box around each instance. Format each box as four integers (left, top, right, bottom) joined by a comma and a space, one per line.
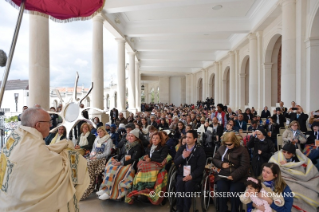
167, 163, 204, 212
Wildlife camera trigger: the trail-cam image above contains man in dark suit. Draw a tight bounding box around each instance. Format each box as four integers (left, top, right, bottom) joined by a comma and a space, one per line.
261, 106, 271, 119
248, 121, 259, 132
174, 130, 206, 212
272, 107, 286, 128
279, 101, 288, 116
307, 122, 319, 144
286, 105, 309, 133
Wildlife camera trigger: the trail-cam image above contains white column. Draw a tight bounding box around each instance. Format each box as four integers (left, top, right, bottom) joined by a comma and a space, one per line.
92, 15, 104, 112
159, 77, 170, 104
135, 61, 140, 111
229, 51, 235, 107
222, 80, 227, 104
256, 31, 263, 112
263, 63, 273, 108
306, 39, 319, 112
202, 69, 206, 99
29, 14, 50, 110
214, 62, 220, 103
239, 73, 245, 110
115, 38, 126, 113
127, 52, 136, 113
235, 50, 239, 109
249, 33, 258, 109
281, 0, 296, 103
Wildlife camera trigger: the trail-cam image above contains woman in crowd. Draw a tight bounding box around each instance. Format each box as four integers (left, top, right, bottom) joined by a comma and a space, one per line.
282, 120, 306, 149
269, 144, 319, 212
212, 132, 250, 212
161, 130, 176, 159
75, 123, 96, 155
127, 113, 135, 123
141, 117, 149, 134
97, 128, 144, 200
175, 121, 186, 139
93, 117, 103, 128
175, 135, 186, 152
158, 118, 169, 130
247, 128, 274, 177
45, 125, 67, 145
243, 108, 254, 123
81, 127, 113, 200
142, 132, 168, 165
247, 163, 293, 211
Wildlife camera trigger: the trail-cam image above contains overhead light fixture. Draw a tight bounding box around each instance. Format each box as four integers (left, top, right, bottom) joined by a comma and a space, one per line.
115, 18, 121, 24
141, 84, 144, 90
212, 5, 222, 10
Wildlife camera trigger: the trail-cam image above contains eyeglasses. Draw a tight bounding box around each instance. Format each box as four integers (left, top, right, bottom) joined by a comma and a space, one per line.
38, 120, 51, 123
282, 150, 292, 154
224, 143, 233, 146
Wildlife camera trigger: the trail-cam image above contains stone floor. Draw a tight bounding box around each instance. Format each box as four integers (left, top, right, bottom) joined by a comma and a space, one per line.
79, 193, 218, 212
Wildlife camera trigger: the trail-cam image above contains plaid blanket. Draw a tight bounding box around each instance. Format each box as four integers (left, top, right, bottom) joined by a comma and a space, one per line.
303, 144, 317, 157
99, 158, 135, 199
125, 155, 172, 205
269, 150, 319, 212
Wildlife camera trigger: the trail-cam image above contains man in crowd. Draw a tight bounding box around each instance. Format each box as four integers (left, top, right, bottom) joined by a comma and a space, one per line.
0, 107, 89, 211
17, 105, 28, 121
286, 105, 309, 132
235, 113, 247, 131
279, 101, 287, 115
110, 108, 119, 124
272, 107, 286, 128
260, 106, 271, 119
174, 130, 206, 212
116, 112, 128, 127
248, 120, 259, 132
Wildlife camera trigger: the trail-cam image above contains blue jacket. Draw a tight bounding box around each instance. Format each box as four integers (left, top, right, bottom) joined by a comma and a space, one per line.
235, 120, 247, 131
247, 185, 293, 212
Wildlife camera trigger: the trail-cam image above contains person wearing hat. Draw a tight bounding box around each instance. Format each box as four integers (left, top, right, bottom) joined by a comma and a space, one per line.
280, 143, 299, 164
272, 108, 286, 128
97, 128, 144, 200
247, 128, 275, 177
105, 124, 111, 134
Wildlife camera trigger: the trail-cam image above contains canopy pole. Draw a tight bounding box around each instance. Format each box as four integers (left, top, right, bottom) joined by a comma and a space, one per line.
0, 0, 25, 107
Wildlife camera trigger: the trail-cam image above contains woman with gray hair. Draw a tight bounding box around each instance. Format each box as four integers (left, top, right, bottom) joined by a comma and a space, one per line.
282, 120, 306, 149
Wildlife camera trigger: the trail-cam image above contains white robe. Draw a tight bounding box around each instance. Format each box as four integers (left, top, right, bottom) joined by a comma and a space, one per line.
0, 126, 89, 212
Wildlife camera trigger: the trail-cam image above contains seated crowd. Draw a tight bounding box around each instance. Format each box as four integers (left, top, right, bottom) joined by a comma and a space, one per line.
42, 99, 319, 212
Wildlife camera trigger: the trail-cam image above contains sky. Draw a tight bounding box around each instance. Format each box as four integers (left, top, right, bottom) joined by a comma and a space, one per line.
0, 0, 119, 88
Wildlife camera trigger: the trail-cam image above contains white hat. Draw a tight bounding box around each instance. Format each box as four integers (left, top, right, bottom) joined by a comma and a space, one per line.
119, 123, 125, 129
129, 128, 140, 139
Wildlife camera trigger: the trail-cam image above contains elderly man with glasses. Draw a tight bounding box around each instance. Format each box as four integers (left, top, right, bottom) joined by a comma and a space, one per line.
0, 107, 89, 211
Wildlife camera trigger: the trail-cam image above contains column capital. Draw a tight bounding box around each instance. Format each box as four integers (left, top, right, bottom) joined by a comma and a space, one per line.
305, 37, 319, 48
248, 32, 257, 40
92, 14, 104, 22
256, 31, 263, 37
128, 51, 136, 56
228, 51, 234, 56
115, 37, 126, 43
264, 62, 273, 69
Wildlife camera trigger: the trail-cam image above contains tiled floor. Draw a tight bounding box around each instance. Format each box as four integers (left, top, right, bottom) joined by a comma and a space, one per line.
79, 193, 218, 212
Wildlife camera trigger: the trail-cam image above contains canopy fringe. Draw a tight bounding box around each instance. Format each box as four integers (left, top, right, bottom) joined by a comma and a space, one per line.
5, 0, 106, 23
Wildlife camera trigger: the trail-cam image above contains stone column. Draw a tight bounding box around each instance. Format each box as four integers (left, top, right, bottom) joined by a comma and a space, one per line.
159, 77, 170, 104
239, 73, 246, 110
229, 51, 235, 107
281, 0, 296, 103
29, 14, 50, 110
249, 33, 258, 108
235, 50, 239, 109
135, 61, 140, 111
306, 39, 319, 112
263, 63, 273, 108
115, 38, 126, 113
92, 15, 104, 112
127, 52, 136, 113
257, 31, 263, 112
202, 69, 206, 99
214, 62, 220, 103
222, 80, 227, 104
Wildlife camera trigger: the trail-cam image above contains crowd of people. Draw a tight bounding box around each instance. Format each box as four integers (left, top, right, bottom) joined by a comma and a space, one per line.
1, 99, 319, 212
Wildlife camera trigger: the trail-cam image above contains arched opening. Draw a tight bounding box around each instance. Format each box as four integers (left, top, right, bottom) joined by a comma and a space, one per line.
106, 94, 110, 109
209, 74, 215, 99
197, 78, 203, 101
307, 6, 319, 111
265, 34, 282, 107
114, 92, 117, 108
223, 67, 230, 105
240, 56, 250, 107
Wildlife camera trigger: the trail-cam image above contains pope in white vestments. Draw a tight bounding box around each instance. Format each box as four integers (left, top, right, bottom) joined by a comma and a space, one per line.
0, 107, 89, 212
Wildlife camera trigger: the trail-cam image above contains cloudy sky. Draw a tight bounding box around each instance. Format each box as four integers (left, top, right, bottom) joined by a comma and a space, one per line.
0, 0, 119, 88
